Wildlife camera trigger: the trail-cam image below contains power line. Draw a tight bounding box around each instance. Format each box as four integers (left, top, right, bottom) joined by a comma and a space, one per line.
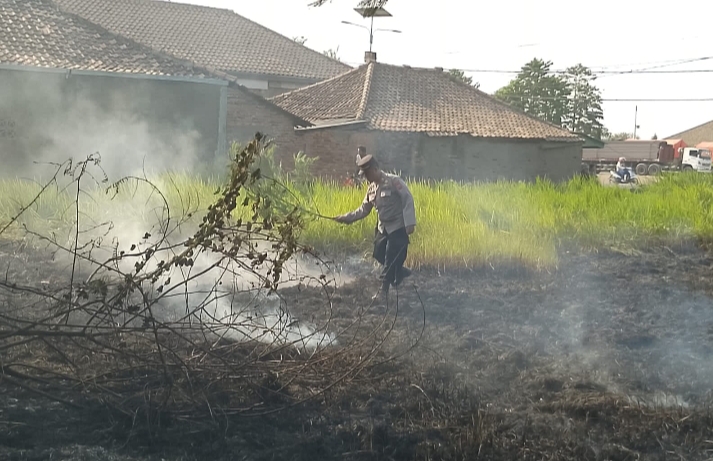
498, 96, 713, 102
343, 56, 713, 75
602, 98, 713, 102
586, 56, 712, 70
341, 62, 713, 75
621, 56, 712, 72
454, 68, 713, 75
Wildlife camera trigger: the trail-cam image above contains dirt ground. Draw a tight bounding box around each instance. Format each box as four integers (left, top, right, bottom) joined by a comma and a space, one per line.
2, 240, 713, 460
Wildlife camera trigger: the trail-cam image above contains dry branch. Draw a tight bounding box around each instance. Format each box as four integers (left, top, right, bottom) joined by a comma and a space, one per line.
0, 133, 417, 435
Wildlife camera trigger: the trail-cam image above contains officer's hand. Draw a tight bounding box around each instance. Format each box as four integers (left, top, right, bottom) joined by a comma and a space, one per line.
333, 215, 348, 224
406, 225, 415, 235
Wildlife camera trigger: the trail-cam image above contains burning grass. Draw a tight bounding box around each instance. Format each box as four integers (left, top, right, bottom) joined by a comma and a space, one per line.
4, 171, 713, 268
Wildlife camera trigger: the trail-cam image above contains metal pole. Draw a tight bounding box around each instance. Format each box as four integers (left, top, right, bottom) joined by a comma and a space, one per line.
633, 105, 638, 139
369, 15, 374, 52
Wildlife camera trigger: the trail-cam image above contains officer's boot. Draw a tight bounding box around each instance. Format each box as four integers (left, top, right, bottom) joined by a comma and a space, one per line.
393, 267, 412, 287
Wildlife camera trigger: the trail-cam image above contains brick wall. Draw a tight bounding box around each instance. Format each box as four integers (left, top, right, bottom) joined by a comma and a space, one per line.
225, 96, 582, 183
375, 132, 419, 176
225, 91, 406, 179
296, 129, 419, 179
225, 85, 306, 169
417, 135, 582, 182
297, 127, 376, 179
300, 129, 582, 182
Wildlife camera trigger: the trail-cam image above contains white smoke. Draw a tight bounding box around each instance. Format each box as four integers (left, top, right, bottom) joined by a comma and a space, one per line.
65, 210, 342, 352
0, 68, 220, 181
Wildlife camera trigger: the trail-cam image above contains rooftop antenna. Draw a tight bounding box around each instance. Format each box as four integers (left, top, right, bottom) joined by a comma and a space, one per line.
341, 6, 400, 53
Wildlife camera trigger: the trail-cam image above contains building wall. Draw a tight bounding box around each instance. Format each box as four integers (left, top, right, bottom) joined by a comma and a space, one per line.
293, 128, 416, 179
294, 127, 376, 178
225, 86, 307, 169
416, 136, 582, 182
296, 128, 582, 182
0, 66, 224, 179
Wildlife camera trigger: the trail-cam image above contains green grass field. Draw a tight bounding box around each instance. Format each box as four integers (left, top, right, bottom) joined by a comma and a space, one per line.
3, 172, 713, 269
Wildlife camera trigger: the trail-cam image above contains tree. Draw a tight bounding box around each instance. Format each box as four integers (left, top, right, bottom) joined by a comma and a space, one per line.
651, 133, 658, 140
447, 69, 480, 89
563, 64, 604, 139
292, 36, 308, 45
494, 58, 570, 127
495, 59, 606, 139
604, 131, 637, 141
323, 47, 341, 61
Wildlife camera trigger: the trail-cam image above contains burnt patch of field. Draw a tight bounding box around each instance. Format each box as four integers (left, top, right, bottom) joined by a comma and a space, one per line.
2, 241, 713, 460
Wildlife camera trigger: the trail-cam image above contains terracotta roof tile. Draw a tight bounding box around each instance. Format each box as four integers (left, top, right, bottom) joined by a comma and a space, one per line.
667, 119, 713, 146
0, 0, 202, 76
52, 0, 352, 80
269, 66, 370, 123
270, 62, 580, 141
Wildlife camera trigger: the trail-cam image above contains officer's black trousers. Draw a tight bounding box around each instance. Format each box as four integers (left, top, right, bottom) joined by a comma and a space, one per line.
373, 227, 409, 289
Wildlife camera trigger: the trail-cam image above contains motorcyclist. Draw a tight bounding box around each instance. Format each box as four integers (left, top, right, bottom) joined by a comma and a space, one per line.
616, 157, 631, 182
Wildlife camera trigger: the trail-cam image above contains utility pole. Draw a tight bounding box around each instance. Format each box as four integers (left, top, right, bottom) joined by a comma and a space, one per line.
633, 105, 638, 139
572, 76, 578, 133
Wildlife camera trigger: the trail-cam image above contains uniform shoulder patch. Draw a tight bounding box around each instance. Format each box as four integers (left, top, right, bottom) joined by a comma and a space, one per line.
392, 178, 403, 190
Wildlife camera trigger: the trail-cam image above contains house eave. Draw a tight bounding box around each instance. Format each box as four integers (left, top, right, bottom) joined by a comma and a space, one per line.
223, 71, 327, 85
0, 62, 228, 85
294, 120, 367, 131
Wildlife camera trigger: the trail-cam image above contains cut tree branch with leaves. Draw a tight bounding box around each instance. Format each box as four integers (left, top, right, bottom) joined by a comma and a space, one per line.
0, 133, 423, 434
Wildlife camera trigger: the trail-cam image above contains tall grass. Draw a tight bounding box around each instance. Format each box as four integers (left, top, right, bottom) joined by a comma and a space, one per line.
299, 173, 713, 268
3, 172, 713, 269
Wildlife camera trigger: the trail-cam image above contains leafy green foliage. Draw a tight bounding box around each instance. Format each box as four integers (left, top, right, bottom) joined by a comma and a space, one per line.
323, 47, 341, 61
604, 130, 638, 141
564, 64, 604, 139
495, 59, 605, 138
495, 58, 571, 127
133, 134, 305, 290
447, 69, 480, 89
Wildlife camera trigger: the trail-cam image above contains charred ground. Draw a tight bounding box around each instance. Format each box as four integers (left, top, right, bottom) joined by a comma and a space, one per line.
2, 241, 713, 460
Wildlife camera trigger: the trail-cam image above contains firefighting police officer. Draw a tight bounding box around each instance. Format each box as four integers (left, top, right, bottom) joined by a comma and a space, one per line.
334, 149, 416, 302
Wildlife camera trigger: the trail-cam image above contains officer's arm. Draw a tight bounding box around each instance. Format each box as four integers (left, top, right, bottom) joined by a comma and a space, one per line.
335, 190, 373, 224
393, 178, 416, 229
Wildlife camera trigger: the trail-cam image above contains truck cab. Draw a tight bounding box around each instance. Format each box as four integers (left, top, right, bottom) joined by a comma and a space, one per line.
678, 147, 712, 172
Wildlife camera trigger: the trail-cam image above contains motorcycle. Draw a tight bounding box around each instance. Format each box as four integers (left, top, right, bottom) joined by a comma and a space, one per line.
609, 168, 638, 185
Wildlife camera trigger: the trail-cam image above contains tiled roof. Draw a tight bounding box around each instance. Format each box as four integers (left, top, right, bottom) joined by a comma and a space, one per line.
0, 0, 202, 76
270, 62, 580, 141
667, 119, 713, 146
52, 0, 352, 81
269, 65, 372, 124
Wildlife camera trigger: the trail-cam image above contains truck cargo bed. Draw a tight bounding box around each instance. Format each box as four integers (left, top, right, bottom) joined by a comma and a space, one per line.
583, 140, 666, 162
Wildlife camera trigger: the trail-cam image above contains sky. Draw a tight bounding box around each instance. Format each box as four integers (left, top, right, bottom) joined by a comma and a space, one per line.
180, 0, 713, 140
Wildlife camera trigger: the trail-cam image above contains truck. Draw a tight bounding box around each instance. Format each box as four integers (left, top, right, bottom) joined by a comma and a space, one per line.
581, 140, 712, 176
